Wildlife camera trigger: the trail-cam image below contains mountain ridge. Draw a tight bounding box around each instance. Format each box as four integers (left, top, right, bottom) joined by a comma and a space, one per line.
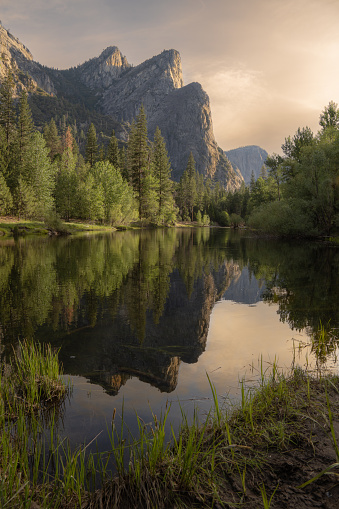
0, 24, 243, 190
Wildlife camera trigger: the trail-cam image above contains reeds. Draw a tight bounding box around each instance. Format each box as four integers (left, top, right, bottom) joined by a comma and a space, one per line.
1, 337, 339, 508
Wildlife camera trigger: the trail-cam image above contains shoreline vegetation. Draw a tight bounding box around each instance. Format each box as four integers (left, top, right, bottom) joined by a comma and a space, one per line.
0, 217, 221, 240
2, 341, 339, 508
1, 70, 338, 240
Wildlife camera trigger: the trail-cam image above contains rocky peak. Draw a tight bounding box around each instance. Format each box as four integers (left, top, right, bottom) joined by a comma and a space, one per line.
101, 49, 184, 122
0, 23, 56, 95
76, 46, 131, 89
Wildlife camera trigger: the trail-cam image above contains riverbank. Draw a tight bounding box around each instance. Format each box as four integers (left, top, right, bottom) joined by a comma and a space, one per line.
89, 364, 339, 509
0, 216, 114, 238
2, 340, 339, 508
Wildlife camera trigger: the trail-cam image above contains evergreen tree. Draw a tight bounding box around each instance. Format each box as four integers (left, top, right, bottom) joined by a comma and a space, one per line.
43, 119, 61, 161
250, 171, 256, 192
128, 105, 153, 220
0, 170, 12, 214
181, 152, 197, 221
108, 130, 120, 168
0, 68, 16, 145
85, 123, 98, 167
16, 90, 34, 178
0, 69, 16, 193
62, 126, 74, 152
152, 127, 176, 224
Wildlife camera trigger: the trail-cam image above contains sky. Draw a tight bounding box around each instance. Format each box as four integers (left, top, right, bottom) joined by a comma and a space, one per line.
1, 0, 339, 154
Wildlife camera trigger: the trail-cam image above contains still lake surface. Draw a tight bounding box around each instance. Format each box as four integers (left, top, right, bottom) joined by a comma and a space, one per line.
0, 227, 338, 453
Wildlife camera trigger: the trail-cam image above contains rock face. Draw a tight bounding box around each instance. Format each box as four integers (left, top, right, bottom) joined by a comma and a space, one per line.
77, 46, 131, 90
0, 24, 56, 95
0, 23, 243, 189
101, 49, 183, 122
225, 145, 268, 186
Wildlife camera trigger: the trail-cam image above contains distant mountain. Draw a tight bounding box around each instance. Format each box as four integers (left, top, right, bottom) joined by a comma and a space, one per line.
0, 23, 243, 190
225, 145, 268, 185
222, 267, 265, 305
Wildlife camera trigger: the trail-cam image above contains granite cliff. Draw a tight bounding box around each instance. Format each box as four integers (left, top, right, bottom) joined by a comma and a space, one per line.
225, 145, 268, 185
0, 23, 243, 189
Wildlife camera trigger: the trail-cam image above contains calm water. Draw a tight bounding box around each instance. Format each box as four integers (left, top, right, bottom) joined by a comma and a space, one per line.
0, 228, 338, 452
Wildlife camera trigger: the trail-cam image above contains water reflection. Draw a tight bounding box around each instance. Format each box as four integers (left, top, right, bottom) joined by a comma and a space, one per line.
0, 229, 338, 399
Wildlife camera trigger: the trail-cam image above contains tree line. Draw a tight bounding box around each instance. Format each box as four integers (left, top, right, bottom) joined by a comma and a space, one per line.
0, 68, 246, 227
247, 101, 339, 236
2, 66, 337, 235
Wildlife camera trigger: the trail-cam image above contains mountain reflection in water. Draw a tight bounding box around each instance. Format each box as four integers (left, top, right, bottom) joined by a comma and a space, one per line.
0, 228, 338, 401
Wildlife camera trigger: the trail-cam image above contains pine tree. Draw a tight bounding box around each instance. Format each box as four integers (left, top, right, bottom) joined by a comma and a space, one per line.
85, 123, 98, 167
43, 119, 61, 161
0, 69, 16, 193
55, 139, 78, 221
152, 127, 176, 224
128, 105, 152, 220
182, 152, 197, 221
108, 130, 120, 168
16, 90, 34, 177
0, 170, 12, 214
62, 126, 74, 152
0, 68, 16, 145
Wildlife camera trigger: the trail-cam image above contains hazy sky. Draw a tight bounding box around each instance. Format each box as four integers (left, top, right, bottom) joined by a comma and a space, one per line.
2, 0, 339, 153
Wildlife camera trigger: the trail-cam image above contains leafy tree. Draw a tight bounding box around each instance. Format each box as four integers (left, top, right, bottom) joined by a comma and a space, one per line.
85, 123, 98, 167
281, 126, 314, 164
265, 153, 284, 200
91, 161, 136, 224
319, 101, 339, 131
76, 172, 104, 221
249, 102, 339, 236
55, 146, 78, 221
249, 176, 278, 211
23, 132, 56, 218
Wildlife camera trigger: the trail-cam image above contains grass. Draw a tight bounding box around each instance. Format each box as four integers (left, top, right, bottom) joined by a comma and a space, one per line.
2, 341, 339, 507
0, 216, 114, 239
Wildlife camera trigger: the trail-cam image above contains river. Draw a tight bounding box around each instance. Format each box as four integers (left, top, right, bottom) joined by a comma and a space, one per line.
0, 227, 338, 455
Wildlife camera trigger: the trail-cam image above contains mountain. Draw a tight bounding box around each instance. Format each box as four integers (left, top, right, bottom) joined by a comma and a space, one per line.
0, 23, 243, 190
225, 145, 268, 185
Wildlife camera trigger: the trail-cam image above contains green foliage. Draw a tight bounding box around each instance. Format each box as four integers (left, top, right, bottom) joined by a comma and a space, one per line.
217, 210, 230, 226
229, 213, 244, 227
248, 103, 339, 237
91, 161, 137, 225
107, 129, 120, 169
54, 147, 78, 221
43, 118, 61, 160
248, 199, 313, 236
152, 127, 177, 224
0, 170, 12, 214
85, 122, 98, 167
22, 132, 56, 218
319, 101, 339, 131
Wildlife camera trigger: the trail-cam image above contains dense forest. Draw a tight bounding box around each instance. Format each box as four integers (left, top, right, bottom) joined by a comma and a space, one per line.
0, 68, 338, 236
